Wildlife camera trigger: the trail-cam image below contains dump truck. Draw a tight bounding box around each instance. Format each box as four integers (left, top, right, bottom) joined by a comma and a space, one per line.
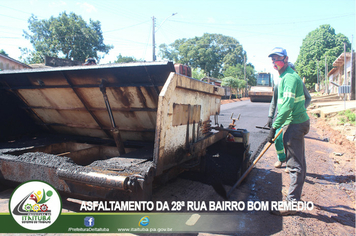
249, 72, 273, 102
0, 61, 250, 201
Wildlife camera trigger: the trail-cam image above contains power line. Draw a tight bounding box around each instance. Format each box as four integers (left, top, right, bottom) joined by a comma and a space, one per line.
0, 25, 26, 31
104, 20, 150, 33
0, 36, 22, 39
143, 21, 153, 60
0, 13, 28, 21
155, 15, 354, 44
0, 30, 24, 36
0, 4, 39, 17
105, 36, 149, 45
86, 0, 148, 22
169, 13, 354, 27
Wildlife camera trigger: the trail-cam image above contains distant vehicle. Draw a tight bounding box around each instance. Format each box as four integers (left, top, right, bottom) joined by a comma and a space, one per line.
249, 72, 273, 102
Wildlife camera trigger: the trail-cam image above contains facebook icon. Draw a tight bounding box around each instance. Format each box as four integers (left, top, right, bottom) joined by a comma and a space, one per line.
84, 216, 95, 227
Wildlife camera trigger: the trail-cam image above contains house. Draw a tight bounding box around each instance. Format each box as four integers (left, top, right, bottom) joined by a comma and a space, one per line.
328, 51, 355, 99
0, 54, 31, 71
30, 56, 82, 69
0, 54, 83, 71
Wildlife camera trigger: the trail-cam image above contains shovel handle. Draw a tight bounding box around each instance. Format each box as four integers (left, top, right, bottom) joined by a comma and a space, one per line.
255, 125, 270, 130
227, 128, 283, 198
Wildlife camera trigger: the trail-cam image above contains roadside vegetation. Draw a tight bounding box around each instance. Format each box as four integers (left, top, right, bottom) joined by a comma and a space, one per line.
337, 109, 356, 125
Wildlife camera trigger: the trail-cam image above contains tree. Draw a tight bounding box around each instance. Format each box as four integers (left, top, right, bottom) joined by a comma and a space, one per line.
159, 33, 246, 78
191, 68, 206, 81
20, 12, 113, 64
295, 24, 351, 89
114, 54, 137, 63
222, 77, 239, 99
223, 63, 256, 86
0, 49, 9, 57
237, 79, 247, 97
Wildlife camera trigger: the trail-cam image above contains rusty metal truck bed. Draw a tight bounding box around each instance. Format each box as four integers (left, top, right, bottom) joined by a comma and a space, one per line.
0, 61, 248, 201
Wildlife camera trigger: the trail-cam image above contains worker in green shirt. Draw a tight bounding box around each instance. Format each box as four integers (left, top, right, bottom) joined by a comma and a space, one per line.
266, 47, 310, 215
267, 62, 311, 170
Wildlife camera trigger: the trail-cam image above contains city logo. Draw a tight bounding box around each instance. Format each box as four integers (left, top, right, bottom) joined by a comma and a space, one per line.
138, 216, 150, 227
84, 216, 95, 227
9, 180, 62, 230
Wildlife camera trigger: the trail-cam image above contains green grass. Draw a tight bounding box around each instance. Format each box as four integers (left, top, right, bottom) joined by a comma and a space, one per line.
338, 109, 356, 125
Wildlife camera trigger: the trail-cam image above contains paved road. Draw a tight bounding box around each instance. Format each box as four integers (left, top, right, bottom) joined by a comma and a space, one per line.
219, 100, 271, 155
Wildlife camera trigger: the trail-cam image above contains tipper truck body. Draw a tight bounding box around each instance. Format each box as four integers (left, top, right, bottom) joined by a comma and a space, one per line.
0, 61, 250, 201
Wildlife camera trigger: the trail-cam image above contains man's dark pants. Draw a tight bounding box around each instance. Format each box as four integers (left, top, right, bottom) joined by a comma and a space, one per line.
283, 119, 310, 201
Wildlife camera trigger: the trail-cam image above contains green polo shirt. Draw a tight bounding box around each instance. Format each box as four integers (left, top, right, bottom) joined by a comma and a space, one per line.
272, 66, 309, 129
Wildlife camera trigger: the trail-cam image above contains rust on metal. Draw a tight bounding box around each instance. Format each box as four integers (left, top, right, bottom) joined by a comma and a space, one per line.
154, 72, 225, 175
172, 104, 201, 126
57, 166, 130, 190
61, 71, 113, 139
185, 104, 191, 150
0, 62, 233, 201
0, 62, 175, 142
99, 80, 125, 154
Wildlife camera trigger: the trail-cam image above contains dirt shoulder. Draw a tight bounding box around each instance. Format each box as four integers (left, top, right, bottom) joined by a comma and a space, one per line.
260, 114, 355, 235
226, 114, 353, 236
220, 97, 355, 235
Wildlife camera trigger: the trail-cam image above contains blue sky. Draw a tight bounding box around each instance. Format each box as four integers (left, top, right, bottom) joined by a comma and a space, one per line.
0, 0, 355, 77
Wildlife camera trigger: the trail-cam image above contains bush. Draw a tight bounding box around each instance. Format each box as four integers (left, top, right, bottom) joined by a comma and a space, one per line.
337, 109, 355, 125
338, 117, 347, 125
345, 110, 355, 122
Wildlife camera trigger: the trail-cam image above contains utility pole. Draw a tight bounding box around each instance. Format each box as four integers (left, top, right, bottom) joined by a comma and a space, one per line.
152, 16, 156, 61
351, 35, 355, 100
317, 60, 319, 91
344, 42, 347, 108
244, 54, 247, 97
325, 55, 328, 94
344, 42, 347, 86
152, 13, 177, 62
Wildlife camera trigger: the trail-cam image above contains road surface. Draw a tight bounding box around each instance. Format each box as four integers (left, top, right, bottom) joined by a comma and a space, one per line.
219, 100, 270, 155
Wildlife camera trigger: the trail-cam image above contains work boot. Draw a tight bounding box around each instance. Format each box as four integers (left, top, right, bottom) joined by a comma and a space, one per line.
270, 200, 298, 216
271, 208, 298, 216
274, 160, 284, 168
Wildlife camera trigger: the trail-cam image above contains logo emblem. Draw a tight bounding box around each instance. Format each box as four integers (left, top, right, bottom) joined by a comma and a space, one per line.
138, 216, 150, 226
9, 180, 62, 230
84, 216, 95, 227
